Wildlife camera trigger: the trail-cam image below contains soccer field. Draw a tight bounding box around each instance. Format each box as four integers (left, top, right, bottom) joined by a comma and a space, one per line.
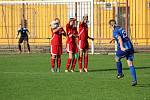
0, 53, 150, 100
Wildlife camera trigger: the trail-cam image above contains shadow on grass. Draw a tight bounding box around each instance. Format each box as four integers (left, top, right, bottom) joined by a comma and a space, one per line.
136, 84, 150, 87
88, 66, 150, 72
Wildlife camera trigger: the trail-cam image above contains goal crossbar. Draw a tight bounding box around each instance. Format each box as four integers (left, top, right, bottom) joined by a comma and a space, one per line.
0, 0, 93, 5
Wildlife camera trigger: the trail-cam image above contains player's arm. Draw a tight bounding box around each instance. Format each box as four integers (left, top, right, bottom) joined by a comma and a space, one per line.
16, 30, 20, 39
72, 29, 79, 38
65, 25, 70, 38
118, 36, 126, 51
109, 38, 115, 44
61, 28, 66, 37
88, 36, 94, 41
52, 26, 62, 33
73, 34, 78, 38
27, 29, 31, 37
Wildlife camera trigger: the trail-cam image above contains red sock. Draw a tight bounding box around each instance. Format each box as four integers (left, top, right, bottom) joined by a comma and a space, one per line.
66, 58, 72, 70
57, 58, 61, 69
51, 58, 55, 69
84, 55, 88, 69
71, 58, 77, 70
78, 57, 82, 70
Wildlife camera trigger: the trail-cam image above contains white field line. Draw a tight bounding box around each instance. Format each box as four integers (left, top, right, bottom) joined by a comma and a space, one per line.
0, 71, 49, 75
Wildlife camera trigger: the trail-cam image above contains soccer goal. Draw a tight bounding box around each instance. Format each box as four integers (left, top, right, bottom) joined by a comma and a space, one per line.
0, 0, 94, 54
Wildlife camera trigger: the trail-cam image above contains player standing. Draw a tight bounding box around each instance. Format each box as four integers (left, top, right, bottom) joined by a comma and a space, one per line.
109, 19, 137, 86
50, 18, 66, 72
78, 15, 94, 72
16, 24, 30, 54
65, 18, 78, 72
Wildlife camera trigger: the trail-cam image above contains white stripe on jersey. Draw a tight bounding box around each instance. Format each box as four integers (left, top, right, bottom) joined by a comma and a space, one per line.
78, 29, 84, 36
50, 34, 55, 41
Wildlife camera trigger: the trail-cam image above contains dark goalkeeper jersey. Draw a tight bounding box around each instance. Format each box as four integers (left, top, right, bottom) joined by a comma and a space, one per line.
18, 28, 29, 37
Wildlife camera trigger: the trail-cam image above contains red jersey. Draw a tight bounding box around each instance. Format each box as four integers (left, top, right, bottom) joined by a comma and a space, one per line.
51, 28, 64, 45
66, 23, 78, 44
78, 22, 88, 42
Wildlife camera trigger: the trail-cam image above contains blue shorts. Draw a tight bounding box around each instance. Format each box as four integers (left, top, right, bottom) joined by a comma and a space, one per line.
115, 49, 134, 61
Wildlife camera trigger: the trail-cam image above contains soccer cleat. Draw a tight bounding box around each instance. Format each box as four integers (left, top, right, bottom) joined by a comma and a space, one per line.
79, 69, 82, 73
131, 81, 137, 86
65, 70, 69, 72
117, 74, 124, 79
84, 68, 88, 72
71, 70, 74, 72
51, 68, 55, 72
57, 68, 60, 72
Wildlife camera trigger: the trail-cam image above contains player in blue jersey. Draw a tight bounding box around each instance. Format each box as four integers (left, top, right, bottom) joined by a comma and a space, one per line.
109, 19, 137, 86
16, 24, 30, 54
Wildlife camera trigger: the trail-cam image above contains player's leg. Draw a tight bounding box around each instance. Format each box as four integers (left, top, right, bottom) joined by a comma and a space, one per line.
26, 36, 30, 53
50, 45, 57, 72
78, 40, 83, 72
56, 45, 62, 72
56, 55, 61, 72
115, 50, 125, 78
71, 45, 78, 72
71, 53, 78, 72
65, 44, 72, 72
65, 52, 72, 72
126, 54, 137, 86
18, 37, 23, 53
115, 56, 124, 78
51, 54, 56, 72
78, 50, 83, 72
83, 49, 88, 72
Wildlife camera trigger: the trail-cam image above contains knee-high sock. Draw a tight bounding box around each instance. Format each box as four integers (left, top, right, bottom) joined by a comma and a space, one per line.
57, 57, 61, 69
78, 57, 82, 69
18, 44, 22, 52
116, 61, 123, 75
130, 66, 137, 81
71, 58, 77, 70
27, 43, 30, 52
84, 55, 88, 69
66, 58, 72, 70
51, 58, 55, 69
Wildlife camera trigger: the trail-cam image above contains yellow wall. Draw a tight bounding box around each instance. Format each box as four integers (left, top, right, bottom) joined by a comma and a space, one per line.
0, 0, 150, 46
94, 0, 150, 45
129, 0, 150, 45
0, 1, 68, 45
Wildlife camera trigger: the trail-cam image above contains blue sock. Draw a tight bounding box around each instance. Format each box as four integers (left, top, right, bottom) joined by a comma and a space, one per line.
116, 61, 123, 75
129, 66, 137, 81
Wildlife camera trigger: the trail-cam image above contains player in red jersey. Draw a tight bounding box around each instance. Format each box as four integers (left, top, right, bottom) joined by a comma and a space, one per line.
65, 18, 78, 72
50, 18, 66, 72
78, 15, 94, 72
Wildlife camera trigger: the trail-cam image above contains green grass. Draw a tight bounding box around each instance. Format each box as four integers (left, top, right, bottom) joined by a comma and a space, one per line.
0, 53, 150, 100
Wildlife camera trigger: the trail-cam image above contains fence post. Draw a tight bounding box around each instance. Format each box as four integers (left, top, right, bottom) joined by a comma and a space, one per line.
91, 0, 94, 54
126, 0, 129, 35
115, 1, 118, 52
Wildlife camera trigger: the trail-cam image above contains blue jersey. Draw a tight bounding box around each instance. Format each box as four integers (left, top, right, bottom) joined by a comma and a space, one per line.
18, 28, 29, 37
113, 26, 133, 50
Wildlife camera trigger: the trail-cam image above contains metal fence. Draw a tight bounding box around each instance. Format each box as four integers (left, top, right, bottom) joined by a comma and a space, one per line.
0, 0, 94, 53
0, 0, 150, 53
94, 1, 128, 52
94, 0, 150, 52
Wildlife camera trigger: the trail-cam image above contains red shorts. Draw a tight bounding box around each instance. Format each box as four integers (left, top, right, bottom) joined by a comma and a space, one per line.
66, 43, 78, 53
51, 45, 62, 55
79, 40, 89, 50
